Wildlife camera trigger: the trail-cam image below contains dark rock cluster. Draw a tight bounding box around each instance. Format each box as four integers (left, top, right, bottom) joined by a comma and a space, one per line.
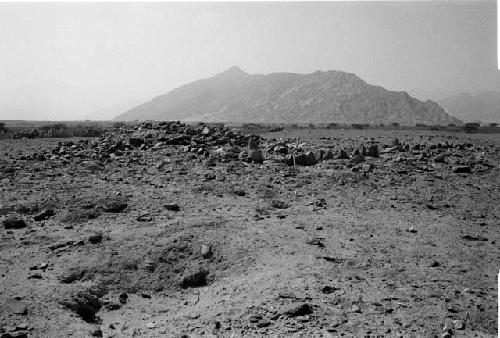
27, 121, 491, 176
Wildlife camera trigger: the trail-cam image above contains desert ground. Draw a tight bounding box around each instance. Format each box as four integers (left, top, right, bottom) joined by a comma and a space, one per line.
0, 123, 498, 338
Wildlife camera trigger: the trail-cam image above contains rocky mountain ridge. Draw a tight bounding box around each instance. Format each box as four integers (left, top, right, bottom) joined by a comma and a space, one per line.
116, 67, 461, 125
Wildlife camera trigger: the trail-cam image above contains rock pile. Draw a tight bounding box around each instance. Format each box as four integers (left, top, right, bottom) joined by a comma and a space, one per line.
27, 121, 493, 175
43, 121, 262, 163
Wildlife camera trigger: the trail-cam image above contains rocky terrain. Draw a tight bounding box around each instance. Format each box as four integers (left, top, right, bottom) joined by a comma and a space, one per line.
116, 67, 461, 126
0, 121, 498, 337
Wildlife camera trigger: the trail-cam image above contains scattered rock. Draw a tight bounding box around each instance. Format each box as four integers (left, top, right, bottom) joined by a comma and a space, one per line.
284, 154, 295, 166
101, 200, 128, 213
1, 332, 28, 338
324, 150, 335, 160
2, 218, 27, 229
91, 329, 103, 337
462, 234, 487, 241
282, 302, 313, 317
321, 286, 338, 294
256, 320, 271, 328
366, 144, 379, 157
15, 323, 28, 331
407, 226, 417, 233
248, 149, 263, 163
270, 199, 290, 209
137, 213, 153, 222
238, 150, 249, 162
452, 166, 471, 173
179, 270, 208, 288
60, 269, 86, 284
338, 149, 350, 159
61, 287, 106, 323
434, 153, 448, 163
349, 154, 365, 165
351, 305, 362, 313
164, 203, 180, 212
62, 209, 100, 224
248, 137, 259, 150
278, 290, 296, 299
119, 292, 128, 305
200, 244, 213, 259
249, 314, 263, 323
104, 301, 121, 311
231, 187, 246, 196
33, 209, 55, 222
175, 333, 190, 338
294, 152, 317, 166
129, 137, 144, 147
306, 238, 325, 248
88, 233, 103, 244
314, 198, 327, 208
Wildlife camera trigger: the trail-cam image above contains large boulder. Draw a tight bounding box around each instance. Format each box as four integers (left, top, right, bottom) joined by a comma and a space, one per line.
294, 151, 317, 166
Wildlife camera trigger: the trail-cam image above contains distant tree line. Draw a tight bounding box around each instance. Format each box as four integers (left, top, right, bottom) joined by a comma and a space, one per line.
0, 122, 106, 139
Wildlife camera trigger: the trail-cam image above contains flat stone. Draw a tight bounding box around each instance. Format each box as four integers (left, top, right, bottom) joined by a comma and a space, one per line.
4, 298, 28, 315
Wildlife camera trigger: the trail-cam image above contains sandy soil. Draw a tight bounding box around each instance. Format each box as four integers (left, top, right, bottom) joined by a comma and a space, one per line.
0, 126, 498, 338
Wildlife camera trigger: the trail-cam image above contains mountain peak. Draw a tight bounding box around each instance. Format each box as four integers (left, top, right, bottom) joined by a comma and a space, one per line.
217, 66, 247, 77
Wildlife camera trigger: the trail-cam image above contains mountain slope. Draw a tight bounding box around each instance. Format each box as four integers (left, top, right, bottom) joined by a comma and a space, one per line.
116, 67, 461, 125
438, 92, 500, 124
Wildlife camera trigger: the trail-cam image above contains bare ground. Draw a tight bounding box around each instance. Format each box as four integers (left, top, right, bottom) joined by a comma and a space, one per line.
0, 129, 498, 337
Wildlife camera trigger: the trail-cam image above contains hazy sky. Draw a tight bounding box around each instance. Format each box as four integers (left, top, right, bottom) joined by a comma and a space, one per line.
0, 1, 497, 120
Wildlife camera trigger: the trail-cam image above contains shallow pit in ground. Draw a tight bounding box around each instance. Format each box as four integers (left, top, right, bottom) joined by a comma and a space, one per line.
61, 231, 252, 294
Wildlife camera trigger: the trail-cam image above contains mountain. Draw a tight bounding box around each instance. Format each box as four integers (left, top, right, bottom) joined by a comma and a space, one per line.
116, 67, 461, 125
437, 92, 500, 124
